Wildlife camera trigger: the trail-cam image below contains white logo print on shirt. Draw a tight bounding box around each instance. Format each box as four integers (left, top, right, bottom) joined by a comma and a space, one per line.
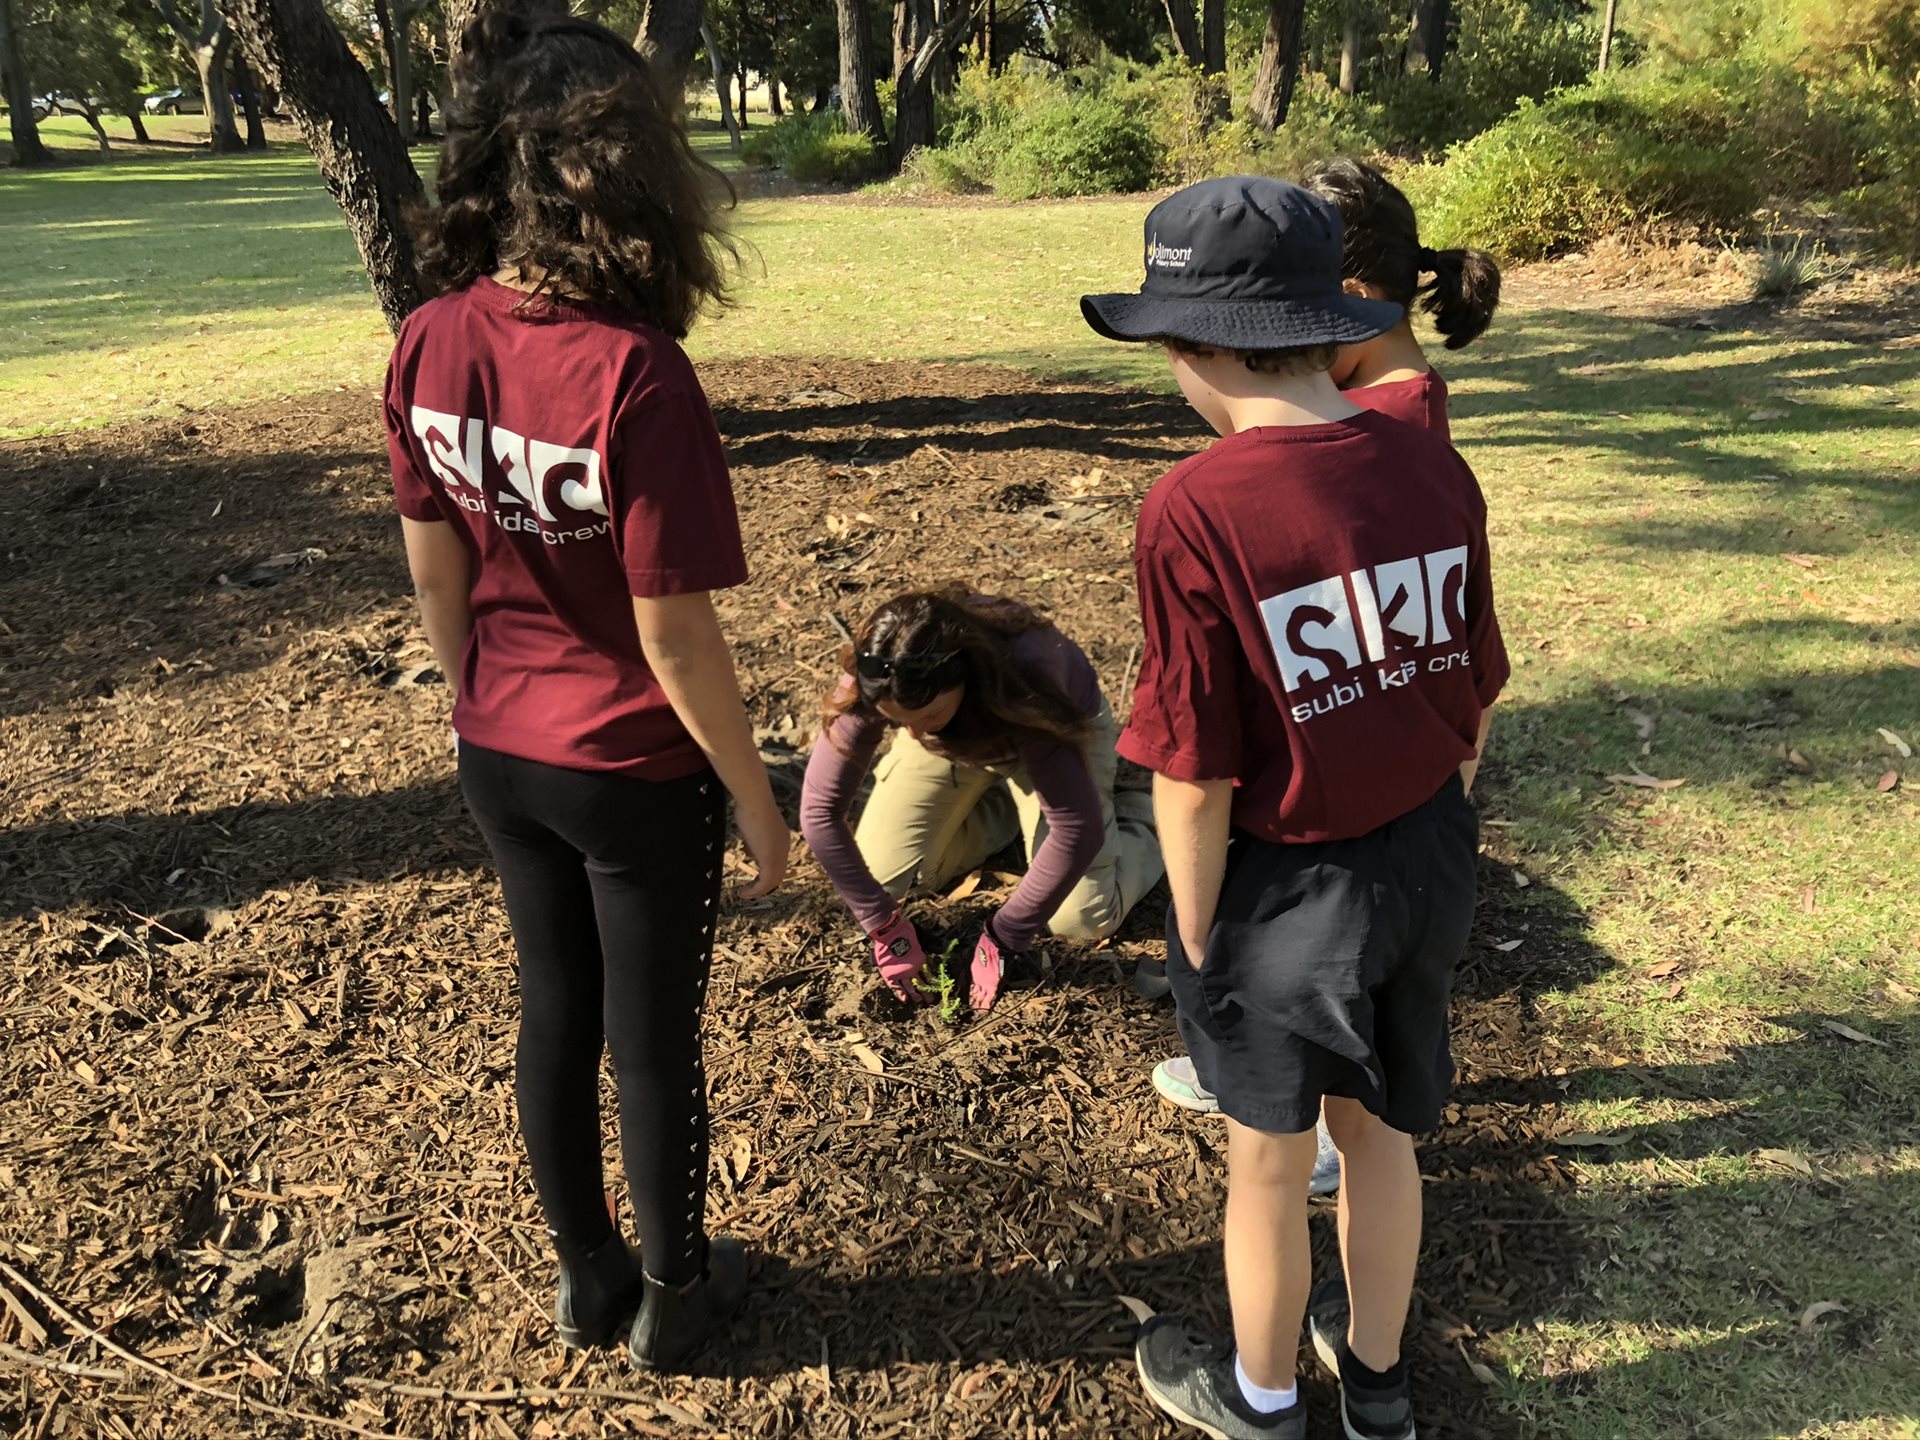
1259, 546, 1473, 722
412, 407, 611, 546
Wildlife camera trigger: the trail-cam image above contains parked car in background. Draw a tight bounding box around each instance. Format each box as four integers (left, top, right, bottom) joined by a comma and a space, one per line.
145, 88, 203, 115
34, 95, 97, 120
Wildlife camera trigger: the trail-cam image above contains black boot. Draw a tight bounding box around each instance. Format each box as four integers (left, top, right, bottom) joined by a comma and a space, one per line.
627, 1235, 747, 1372
551, 1230, 645, 1350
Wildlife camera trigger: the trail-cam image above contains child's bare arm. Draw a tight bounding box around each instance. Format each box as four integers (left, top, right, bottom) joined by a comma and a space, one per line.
400, 517, 472, 698
632, 592, 790, 899
1460, 704, 1496, 796
1153, 774, 1234, 968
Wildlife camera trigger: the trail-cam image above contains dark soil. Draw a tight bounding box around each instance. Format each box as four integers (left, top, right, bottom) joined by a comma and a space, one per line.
0, 361, 1597, 1439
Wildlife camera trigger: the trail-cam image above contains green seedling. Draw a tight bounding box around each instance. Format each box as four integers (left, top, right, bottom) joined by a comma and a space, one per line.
911, 937, 966, 1024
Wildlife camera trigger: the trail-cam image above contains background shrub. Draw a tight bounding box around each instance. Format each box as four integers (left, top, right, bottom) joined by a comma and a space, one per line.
988, 92, 1161, 199
736, 111, 881, 185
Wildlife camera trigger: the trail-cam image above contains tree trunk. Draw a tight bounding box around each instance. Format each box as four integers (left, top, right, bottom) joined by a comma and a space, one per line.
195, 35, 243, 149
980, 0, 995, 71
1201, 0, 1225, 74
1248, 0, 1304, 130
414, 86, 431, 136
635, 0, 704, 106
1160, 0, 1200, 65
374, 0, 414, 142
835, 0, 886, 146
767, 72, 782, 115
736, 65, 748, 127
811, 82, 828, 111
1597, 0, 1617, 72
1338, 0, 1359, 96
126, 109, 152, 142
889, 0, 935, 163
0, 0, 48, 166
1405, 0, 1433, 75
81, 109, 112, 153
216, 0, 428, 331
699, 19, 739, 146
233, 51, 267, 147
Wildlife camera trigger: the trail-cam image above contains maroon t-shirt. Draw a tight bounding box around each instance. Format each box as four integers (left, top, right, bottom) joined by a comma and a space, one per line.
1348, 370, 1451, 442
1118, 410, 1508, 844
385, 278, 747, 778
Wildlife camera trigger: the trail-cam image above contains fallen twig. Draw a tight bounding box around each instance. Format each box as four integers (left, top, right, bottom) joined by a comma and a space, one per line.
0, 1338, 125, 1381
0, 1259, 415, 1440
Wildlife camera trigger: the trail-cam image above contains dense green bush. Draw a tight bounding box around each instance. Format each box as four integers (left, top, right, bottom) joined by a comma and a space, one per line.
738, 111, 881, 185
989, 92, 1162, 199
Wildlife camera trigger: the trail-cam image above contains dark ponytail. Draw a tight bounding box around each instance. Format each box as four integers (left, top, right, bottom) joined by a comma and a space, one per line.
1300, 157, 1501, 350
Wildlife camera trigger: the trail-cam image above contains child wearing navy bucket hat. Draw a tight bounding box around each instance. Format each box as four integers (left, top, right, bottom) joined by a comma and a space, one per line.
1084, 176, 1509, 1439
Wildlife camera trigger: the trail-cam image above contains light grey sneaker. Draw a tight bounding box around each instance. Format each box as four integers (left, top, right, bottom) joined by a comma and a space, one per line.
1150, 1059, 1345, 1198
1308, 1278, 1416, 1440
1135, 1314, 1306, 1440
1153, 1055, 1220, 1112
1133, 957, 1173, 1000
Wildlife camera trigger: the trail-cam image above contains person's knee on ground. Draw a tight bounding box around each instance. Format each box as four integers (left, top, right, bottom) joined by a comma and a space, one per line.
1045, 884, 1124, 943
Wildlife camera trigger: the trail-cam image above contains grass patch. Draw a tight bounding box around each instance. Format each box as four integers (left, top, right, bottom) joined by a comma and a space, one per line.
2, 144, 1919, 1439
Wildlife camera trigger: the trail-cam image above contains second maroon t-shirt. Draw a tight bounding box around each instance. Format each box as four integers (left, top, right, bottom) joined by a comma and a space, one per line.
1119, 410, 1507, 843
385, 278, 747, 778
1347, 369, 1451, 441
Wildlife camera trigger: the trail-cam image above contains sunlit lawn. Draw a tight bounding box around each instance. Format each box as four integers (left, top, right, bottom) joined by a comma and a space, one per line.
2, 139, 1918, 1439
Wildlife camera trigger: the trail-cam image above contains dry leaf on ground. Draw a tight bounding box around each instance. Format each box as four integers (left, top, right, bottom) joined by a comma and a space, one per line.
1799, 1300, 1848, 1332
1757, 1148, 1815, 1177
1879, 728, 1913, 758
1819, 1020, 1887, 1048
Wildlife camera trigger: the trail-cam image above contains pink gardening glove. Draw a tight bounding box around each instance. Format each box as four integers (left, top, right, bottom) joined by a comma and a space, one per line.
969, 929, 1007, 1012
868, 910, 929, 1003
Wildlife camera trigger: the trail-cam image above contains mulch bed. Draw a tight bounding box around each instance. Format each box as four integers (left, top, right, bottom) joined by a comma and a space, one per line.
1, 360, 1598, 1438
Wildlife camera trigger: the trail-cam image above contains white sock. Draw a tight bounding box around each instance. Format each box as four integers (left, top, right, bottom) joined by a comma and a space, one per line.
1234, 1353, 1298, 1415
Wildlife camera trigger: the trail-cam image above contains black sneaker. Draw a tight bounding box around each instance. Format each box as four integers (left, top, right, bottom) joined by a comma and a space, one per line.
627, 1235, 748, 1372
1307, 1279, 1416, 1440
550, 1230, 645, 1350
1134, 1315, 1306, 1439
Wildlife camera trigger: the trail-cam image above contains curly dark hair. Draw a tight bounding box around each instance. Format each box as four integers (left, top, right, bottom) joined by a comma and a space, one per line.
823, 587, 1094, 766
409, 10, 736, 337
1301, 157, 1501, 350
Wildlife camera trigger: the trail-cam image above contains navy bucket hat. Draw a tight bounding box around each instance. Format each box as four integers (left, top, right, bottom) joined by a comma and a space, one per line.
1081, 176, 1403, 350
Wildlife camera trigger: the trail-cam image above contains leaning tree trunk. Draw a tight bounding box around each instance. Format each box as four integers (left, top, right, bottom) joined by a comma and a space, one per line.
1160, 0, 1200, 65
0, 0, 49, 166
889, 0, 934, 162
160, 0, 243, 150
1248, 0, 1304, 130
635, 0, 704, 107
1597, 0, 1617, 72
80, 108, 112, 153
1405, 0, 1441, 76
217, 0, 428, 331
233, 51, 267, 146
125, 108, 152, 141
699, 19, 739, 146
835, 0, 887, 146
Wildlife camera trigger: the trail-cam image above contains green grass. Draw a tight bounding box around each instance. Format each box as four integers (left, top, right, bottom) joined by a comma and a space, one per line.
3, 143, 1919, 1439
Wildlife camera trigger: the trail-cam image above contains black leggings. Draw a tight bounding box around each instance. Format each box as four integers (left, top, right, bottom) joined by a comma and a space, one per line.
459, 741, 725, 1286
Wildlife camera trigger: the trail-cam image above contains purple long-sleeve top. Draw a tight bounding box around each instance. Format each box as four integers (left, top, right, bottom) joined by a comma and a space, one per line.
799, 626, 1107, 952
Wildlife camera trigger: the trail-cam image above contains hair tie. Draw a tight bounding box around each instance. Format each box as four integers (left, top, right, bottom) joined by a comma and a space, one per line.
1416, 245, 1440, 271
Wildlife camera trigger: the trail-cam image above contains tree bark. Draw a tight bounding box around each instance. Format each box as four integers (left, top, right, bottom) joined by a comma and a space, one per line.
1597, 0, 1617, 72
158, 0, 243, 151
216, 0, 428, 331
80, 108, 112, 153
232, 51, 267, 147
1338, 0, 1359, 96
1160, 0, 1200, 65
1247, 0, 1304, 130
767, 71, 782, 115
373, 0, 413, 142
126, 109, 152, 142
835, 0, 886, 146
699, 19, 739, 147
1201, 0, 1224, 74
0, 0, 48, 166
414, 87, 430, 136
635, 0, 704, 105
889, 0, 936, 163
736, 64, 748, 127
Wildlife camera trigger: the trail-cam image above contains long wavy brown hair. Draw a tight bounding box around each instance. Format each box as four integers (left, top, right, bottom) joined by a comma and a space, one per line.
409, 10, 736, 337
823, 588, 1094, 766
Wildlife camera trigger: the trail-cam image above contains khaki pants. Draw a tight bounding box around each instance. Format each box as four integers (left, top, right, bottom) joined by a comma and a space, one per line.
853, 702, 1164, 942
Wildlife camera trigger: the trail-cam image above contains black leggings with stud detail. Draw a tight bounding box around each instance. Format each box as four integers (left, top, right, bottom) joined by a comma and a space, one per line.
458, 740, 725, 1287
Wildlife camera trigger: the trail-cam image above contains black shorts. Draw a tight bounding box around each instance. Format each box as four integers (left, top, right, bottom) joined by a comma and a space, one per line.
1168, 776, 1479, 1136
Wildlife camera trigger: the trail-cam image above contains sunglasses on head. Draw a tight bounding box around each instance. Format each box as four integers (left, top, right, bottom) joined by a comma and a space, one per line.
854, 650, 956, 684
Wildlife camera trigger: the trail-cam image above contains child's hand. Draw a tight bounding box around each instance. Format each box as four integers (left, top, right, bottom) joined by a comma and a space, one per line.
868, 911, 929, 1003
732, 797, 791, 899
969, 929, 1007, 1012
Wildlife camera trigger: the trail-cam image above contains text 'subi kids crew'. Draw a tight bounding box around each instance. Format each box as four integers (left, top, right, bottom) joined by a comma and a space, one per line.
1082, 176, 1509, 1440
1149, 157, 1506, 1161
385, 12, 788, 1373
799, 588, 1164, 1010
1305, 157, 1503, 439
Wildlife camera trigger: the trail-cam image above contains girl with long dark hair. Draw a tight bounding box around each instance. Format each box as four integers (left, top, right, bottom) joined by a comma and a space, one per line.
799, 588, 1164, 1010
386, 10, 784, 1370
